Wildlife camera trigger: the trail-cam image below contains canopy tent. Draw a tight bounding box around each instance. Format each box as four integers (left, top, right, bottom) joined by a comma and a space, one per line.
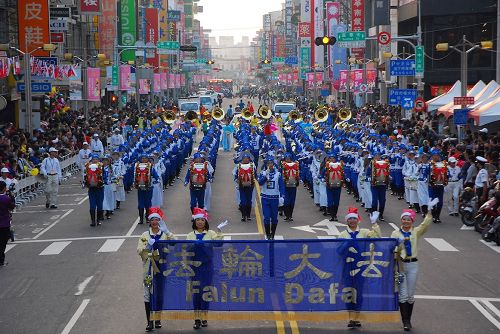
436, 80, 486, 118
426, 80, 461, 111
469, 97, 500, 126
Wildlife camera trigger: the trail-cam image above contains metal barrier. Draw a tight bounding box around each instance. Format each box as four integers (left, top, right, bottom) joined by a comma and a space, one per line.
13, 152, 80, 208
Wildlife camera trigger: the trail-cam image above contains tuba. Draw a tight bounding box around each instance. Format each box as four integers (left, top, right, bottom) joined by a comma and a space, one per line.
162, 109, 177, 124
212, 106, 225, 121
314, 106, 329, 124
241, 107, 253, 120
258, 105, 272, 119
185, 110, 198, 121
289, 109, 302, 122
338, 108, 352, 121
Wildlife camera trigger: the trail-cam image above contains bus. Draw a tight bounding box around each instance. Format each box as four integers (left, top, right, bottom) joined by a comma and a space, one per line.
208, 79, 234, 97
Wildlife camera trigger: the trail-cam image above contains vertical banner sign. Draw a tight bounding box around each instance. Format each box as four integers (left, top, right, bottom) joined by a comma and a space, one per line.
120, 0, 136, 62
285, 0, 294, 56
160, 72, 168, 90
168, 73, 175, 89
158, 0, 168, 66
313, 0, 324, 68
263, 14, 271, 59
366, 69, 377, 92
175, 74, 181, 88
327, 2, 345, 83
80, 0, 101, 14
112, 65, 118, 87
415, 46, 424, 78
153, 73, 161, 93
119, 65, 132, 91
98, 0, 116, 58
351, 0, 365, 60
145, 8, 159, 67
87, 68, 101, 101
69, 67, 83, 100
18, 0, 50, 57
139, 79, 150, 94
300, 47, 311, 79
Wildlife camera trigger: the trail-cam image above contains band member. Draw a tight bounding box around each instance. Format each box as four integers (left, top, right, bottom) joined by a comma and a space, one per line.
338, 207, 381, 328
90, 133, 104, 157
233, 152, 256, 221
83, 154, 104, 226
258, 157, 285, 240
320, 154, 344, 221
249, 126, 262, 167
392, 146, 406, 200
101, 155, 115, 219
186, 208, 228, 329
281, 153, 299, 221
77, 142, 92, 172
151, 152, 165, 208
111, 151, 126, 209
184, 153, 213, 212
40, 148, 61, 209
369, 153, 389, 221
391, 199, 439, 331
109, 128, 125, 151
403, 151, 420, 212
137, 208, 175, 332
416, 153, 430, 217
310, 149, 323, 209
135, 154, 158, 224
445, 157, 462, 216
428, 150, 447, 223
221, 119, 235, 152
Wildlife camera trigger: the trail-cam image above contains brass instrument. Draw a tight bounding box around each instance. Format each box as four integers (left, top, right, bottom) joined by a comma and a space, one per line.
314, 106, 329, 124
258, 105, 272, 119
162, 109, 177, 124
241, 107, 253, 120
212, 106, 225, 121
185, 110, 198, 121
338, 108, 352, 121
289, 109, 302, 122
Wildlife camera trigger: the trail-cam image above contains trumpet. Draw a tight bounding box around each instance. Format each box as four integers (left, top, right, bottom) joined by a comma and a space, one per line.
258, 105, 272, 119
212, 106, 225, 121
162, 109, 177, 124
241, 107, 253, 120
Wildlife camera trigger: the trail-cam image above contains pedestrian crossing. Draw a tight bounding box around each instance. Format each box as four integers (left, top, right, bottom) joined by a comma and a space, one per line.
39, 241, 71, 255
97, 238, 125, 253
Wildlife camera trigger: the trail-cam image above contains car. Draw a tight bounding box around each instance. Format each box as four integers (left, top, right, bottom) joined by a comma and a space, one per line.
178, 99, 200, 115
199, 94, 218, 110
272, 102, 295, 121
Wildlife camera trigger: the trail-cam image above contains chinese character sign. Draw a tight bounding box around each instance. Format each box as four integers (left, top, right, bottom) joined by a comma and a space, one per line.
120, 0, 136, 61
80, 0, 101, 14
98, 0, 116, 58
351, 0, 365, 60
150, 239, 398, 317
139, 79, 150, 94
87, 68, 101, 101
18, 0, 50, 57
119, 65, 132, 91
145, 8, 159, 67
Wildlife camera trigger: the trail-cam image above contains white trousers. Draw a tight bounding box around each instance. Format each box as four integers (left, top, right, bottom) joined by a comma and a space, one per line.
417, 181, 429, 206
313, 179, 320, 205
45, 175, 59, 205
319, 181, 327, 207
399, 261, 419, 304
445, 181, 462, 214
204, 182, 212, 211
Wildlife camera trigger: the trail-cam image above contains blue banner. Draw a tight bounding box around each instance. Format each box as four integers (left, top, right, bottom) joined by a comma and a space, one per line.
388, 89, 418, 107
390, 60, 416, 76
453, 108, 469, 125
150, 239, 398, 321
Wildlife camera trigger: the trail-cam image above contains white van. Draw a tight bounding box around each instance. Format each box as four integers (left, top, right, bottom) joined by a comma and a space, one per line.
178, 98, 200, 115
272, 102, 295, 121
199, 94, 217, 110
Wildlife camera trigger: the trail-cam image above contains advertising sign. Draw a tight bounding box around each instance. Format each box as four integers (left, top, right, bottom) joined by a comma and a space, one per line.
120, 0, 136, 61
87, 68, 101, 101
18, 0, 50, 57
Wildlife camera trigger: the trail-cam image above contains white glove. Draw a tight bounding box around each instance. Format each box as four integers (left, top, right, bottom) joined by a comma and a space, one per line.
261, 170, 268, 178
428, 198, 439, 211
370, 211, 380, 224
184, 182, 189, 187
279, 197, 284, 206
398, 236, 405, 244
217, 220, 229, 231
159, 220, 169, 234
148, 238, 156, 246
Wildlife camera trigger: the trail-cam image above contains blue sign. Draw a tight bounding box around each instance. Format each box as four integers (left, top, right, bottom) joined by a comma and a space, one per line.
453, 108, 469, 125
388, 89, 418, 107
35, 57, 58, 66
149, 239, 398, 317
390, 59, 415, 76
285, 56, 298, 65
17, 82, 53, 93
167, 10, 181, 22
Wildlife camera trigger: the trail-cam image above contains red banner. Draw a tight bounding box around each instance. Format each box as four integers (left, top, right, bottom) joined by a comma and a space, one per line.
80, 0, 101, 14
298, 22, 311, 38
145, 8, 159, 68
18, 0, 50, 56
351, 0, 365, 60
98, 0, 116, 59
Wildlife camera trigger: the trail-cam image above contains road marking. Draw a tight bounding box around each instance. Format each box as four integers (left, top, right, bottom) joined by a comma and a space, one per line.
274, 312, 285, 334
289, 311, 300, 334
32, 228, 44, 234
75, 276, 94, 296
39, 241, 72, 255
5, 244, 16, 252
74, 197, 84, 202
415, 295, 500, 302
26, 203, 77, 208
317, 236, 336, 239
424, 238, 459, 252
223, 236, 232, 240
33, 209, 74, 240
482, 300, 500, 319
50, 215, 60, 220
470, 299, 500, 330
60, 299, 90, 334
77, 196, 88, 205
274, 235, 284, 240
389, 223, 399, 231
57, 193, 87, 197
13, 209, 70, 214
125, 217, 140, 237
253, 182, 265, 236
97, 238, 125, 253
460, 224, 475, 230
479, 240, 500, 254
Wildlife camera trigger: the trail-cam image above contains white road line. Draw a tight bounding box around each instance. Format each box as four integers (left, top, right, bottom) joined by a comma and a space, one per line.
273, 235, 284, 240
389, 223, 399, 231
482, 300, 500, 319
50, 215, 61, 220
317, 236, 336, 239
470, 300, 500, 330
415, 295, 500, 302
77, 197, 88, 205
5, 244, 16, 253
33, 209, 74, 240
56, 193, 87, 197
479, 240, 500, 254
75, 276, 94, 296
424, 237, 459, 252
223, 236, 232, 240
60, 299, 90, 334
460, 224, 475, 230
97, 239, 125, 253
26, 203, 77, 208
13, 209, 70, 214
125, 217, 140, 237
39, 241, 72, 255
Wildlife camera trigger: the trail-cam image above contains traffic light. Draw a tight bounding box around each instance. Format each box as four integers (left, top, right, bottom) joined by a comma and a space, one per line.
206, 60, 215, 65
261, 59, 271, 64
314, 36, 336, 46
111, 95, 117, 106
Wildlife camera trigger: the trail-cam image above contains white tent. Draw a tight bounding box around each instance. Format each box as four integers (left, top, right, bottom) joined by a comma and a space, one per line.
469, 81, 500, 109
469, 97, 500, 126
427, 80, 462, 111
436, 80, 486, 118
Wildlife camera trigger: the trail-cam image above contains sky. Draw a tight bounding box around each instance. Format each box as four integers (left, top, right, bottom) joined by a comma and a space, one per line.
196, 0, 284, 44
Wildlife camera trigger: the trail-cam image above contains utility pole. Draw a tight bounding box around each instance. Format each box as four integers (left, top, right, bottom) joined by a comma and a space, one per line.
497, 0, 500, 82
416, 0, 424, 96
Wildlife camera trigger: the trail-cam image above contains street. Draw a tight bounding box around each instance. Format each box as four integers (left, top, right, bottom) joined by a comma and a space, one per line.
0, 99, 498, 334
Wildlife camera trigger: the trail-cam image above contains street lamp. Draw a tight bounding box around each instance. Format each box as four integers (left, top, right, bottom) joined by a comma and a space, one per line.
0, 43, 57, 135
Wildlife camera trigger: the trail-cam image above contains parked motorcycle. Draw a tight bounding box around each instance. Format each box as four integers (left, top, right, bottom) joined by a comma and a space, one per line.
474, 192, 500, 233
482, 216, 500, 246
459, 187, 477, 226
